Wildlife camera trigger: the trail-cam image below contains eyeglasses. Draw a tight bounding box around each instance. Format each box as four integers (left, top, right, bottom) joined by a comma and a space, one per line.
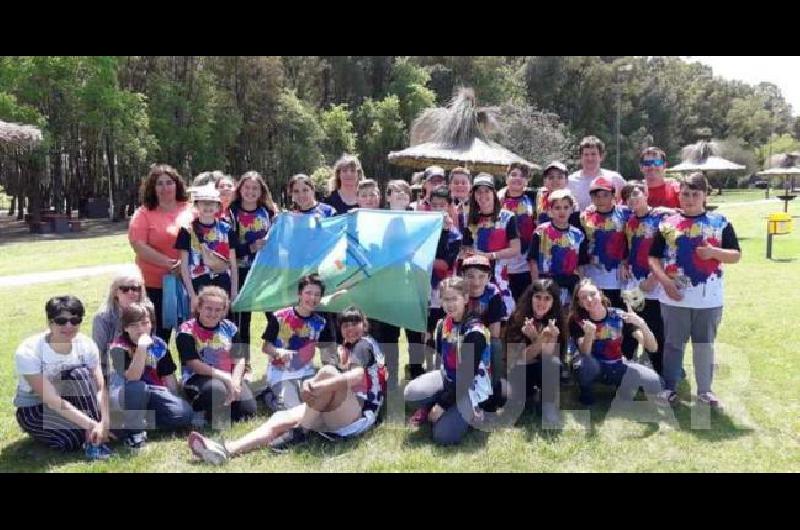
119, 285, 142, 293
640, 159, 665, 167
52, 316, 83, 326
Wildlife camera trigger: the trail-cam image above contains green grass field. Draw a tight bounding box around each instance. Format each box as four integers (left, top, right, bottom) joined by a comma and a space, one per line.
0, 233, 134, 277
1, 199, 798, 472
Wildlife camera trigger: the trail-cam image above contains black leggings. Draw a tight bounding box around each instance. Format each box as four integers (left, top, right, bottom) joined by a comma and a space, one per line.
183, 374, 257, 424
231, 267, 252, 359
146, 287, 173, 344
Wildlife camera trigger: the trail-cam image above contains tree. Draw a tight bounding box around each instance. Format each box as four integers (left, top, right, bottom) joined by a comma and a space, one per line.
272, 89, 324, 182
726, 94, 773, 147
388, 58, 436, 128
489, 102, 575, 177
319, 103, 357, 165
356, 95, 407, 184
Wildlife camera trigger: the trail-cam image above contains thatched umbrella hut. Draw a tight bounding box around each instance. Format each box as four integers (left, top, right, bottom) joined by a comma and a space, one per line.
0, 119, 44, 223
757, 152, 800, 211
388, 88, 537, 176
666, 140, 746, 173
0, 119, 43, 150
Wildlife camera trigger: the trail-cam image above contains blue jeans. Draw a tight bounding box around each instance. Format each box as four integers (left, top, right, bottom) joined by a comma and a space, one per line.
111, 380, 194, 434
576, 357, 662, 405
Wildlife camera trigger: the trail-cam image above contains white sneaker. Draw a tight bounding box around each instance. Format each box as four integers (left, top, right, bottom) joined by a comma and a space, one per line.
188, 431, 229, 465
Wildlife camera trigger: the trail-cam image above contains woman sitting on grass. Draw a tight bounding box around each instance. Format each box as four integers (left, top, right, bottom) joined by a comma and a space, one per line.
14, 296, 113, 459
92, 267, 153, 380
107, 302, 194, 449
187, 306, 387, 465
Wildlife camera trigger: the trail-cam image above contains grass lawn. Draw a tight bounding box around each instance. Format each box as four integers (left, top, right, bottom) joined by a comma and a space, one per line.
0, 233, 134, 277
0, 200, 798, 472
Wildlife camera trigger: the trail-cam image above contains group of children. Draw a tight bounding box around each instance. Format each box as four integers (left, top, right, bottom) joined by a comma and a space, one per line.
13, 142, 741, 463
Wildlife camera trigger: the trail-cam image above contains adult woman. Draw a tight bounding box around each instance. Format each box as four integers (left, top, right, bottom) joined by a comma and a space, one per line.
92, 266, 152, 378
15, 296, 113, 457
504, 280, 565, 425
187, 306, 386, 464
323, 154, 364, 215
176, 286, 256, 428
461, 173, 521, 314
129, 164, 194, 342
108, 302, 194, 448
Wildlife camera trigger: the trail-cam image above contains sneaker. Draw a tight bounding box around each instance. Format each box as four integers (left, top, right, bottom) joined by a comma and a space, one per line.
124, 431, 147, 450
268, 427, 307, 454
188, 431, 229, 465
697, 391, 723, 410
84, 442, 113, 461
656, 390, 678, 407
408, 407, 430, 428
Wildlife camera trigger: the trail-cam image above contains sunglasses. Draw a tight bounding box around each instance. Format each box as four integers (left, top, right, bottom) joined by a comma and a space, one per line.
640, 159, 665, 167
52, 316, 83, 326
119, 285, 142, 293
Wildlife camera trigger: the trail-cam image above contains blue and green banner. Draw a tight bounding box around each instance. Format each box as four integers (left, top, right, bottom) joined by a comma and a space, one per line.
232, 209, 443, 332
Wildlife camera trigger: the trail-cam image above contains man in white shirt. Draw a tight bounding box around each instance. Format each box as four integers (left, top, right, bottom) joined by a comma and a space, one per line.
568, 135, 626, 211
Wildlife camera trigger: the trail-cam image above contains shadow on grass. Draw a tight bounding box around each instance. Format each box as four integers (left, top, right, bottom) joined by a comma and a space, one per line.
0, 218, 129, 246
400, 421, 490, 455
0, 437, 82, 472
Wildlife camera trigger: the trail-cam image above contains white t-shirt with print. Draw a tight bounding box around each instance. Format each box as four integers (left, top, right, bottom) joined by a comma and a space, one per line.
14, 332, 100, 407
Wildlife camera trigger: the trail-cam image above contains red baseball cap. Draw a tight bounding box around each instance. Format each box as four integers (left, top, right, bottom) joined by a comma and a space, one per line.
589, 176, 615, 193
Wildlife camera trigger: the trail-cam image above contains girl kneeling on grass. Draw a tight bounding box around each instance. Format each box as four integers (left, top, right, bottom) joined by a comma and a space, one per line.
187, 306, 387, 464
404, 277, 493, 446
177, 286, 256, 429
568, 279, 662, 406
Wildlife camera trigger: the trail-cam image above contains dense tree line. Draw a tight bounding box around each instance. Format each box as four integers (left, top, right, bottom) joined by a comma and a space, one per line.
1, 55, 798, 220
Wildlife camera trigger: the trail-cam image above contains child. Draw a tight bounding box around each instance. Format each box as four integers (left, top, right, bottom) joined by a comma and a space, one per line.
215, 173, 236, 222
355, 179, 381, 209
261, 274, 332, 411
176, 286, 255, 428
498, 162, 537, 302
187, 306, 386, 463
648, 172, 741, 409
229, 171, 281, 373
289, 173, 336, 217
461, 173, 520, 315
386, 179, 413, 211
621, 181, 670, 376
175, 184, 238, 311
108, 302, 193, 448
536, 161, 580, 226
406, 186, 462, 380
503, 280, 566, 425
568, 279, 662, 406
527, 189, 586, 310
579, 176, 637, 359
448, 167, 472, 236
403, 277, 493, 446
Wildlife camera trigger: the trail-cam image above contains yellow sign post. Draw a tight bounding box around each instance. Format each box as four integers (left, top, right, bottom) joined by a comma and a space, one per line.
767, 212, 794, 259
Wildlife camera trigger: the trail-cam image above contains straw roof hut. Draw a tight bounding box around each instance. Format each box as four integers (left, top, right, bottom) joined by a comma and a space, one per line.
0, 119, 43, 150
666, 140, 746, 173
388, 88, 537, 175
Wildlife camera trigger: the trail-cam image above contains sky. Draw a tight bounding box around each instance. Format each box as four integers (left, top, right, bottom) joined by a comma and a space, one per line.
684, 56, 800, 116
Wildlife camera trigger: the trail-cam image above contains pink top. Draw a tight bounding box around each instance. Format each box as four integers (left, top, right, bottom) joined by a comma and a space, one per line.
128, 203, 194, 288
